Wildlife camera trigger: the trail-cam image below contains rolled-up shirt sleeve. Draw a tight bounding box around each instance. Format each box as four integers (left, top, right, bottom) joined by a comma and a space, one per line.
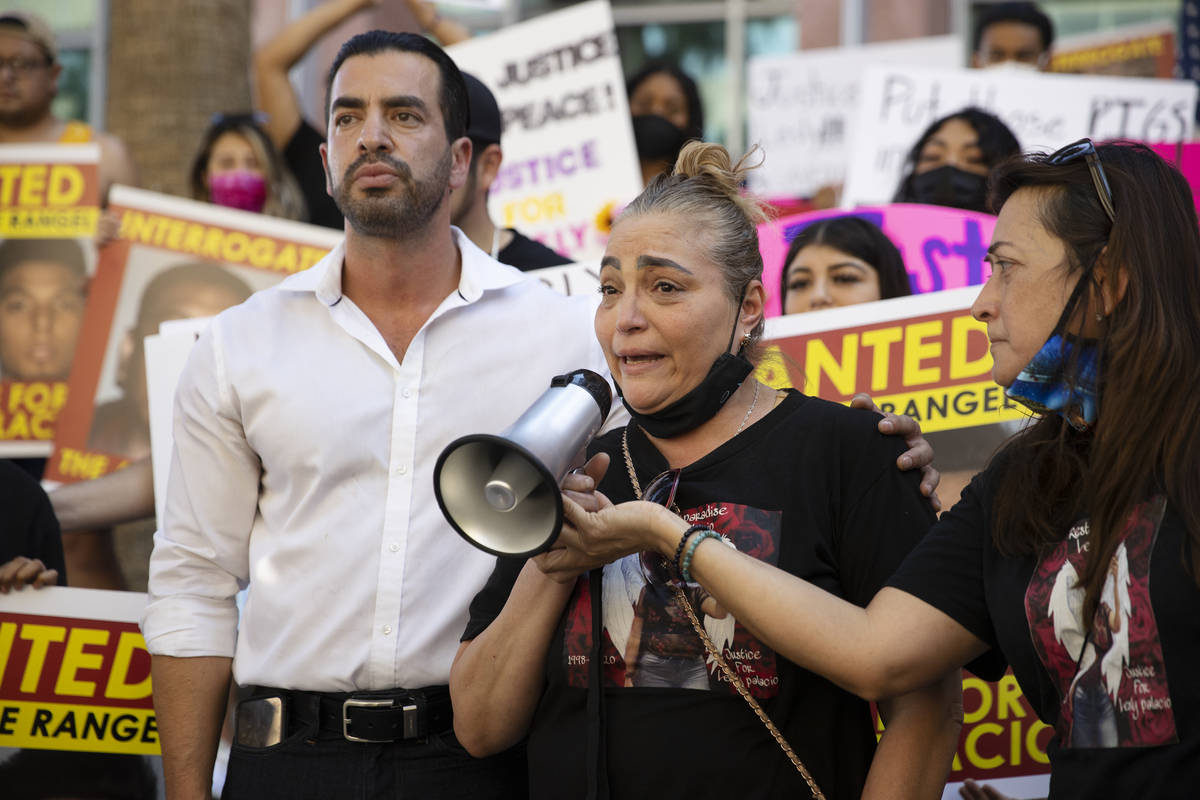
140, 319, 261, 657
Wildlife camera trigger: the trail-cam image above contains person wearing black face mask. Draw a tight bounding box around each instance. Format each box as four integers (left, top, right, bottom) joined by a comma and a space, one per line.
894, 107, 1020, 214
626, 62, 705, 187
451, 142, 957, 800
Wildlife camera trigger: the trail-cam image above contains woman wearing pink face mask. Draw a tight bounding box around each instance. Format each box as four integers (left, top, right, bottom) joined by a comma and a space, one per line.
188, 113, 307, 220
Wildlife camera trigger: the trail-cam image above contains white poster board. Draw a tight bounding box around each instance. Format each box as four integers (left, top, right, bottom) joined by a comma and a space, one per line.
843, 65, 1198, 206
447, 0, 642, 262
746, 36, 961, 198
145, 318, 213, 524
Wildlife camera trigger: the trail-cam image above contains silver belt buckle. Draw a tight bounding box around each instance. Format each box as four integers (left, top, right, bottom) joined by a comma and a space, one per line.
342, 697, 419, 742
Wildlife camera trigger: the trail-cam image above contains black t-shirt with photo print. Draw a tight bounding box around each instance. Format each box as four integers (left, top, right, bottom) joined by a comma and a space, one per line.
465, 390, 936, 799
888, 457, 1200, 799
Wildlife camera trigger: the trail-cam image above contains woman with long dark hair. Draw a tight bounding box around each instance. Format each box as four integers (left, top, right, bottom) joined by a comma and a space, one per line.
894, 107, 1020, 214
780, 216, 912, 313
554, 140, 1200, 797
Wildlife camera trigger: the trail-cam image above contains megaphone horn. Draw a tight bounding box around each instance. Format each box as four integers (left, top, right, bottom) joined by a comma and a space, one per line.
433, 369, 612, 557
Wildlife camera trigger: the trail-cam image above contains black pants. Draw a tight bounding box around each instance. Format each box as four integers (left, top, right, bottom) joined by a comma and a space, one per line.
223, 713, 528, 799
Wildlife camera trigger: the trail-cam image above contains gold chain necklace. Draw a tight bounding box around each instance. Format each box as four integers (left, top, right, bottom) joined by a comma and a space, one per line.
616, 388, 825, 800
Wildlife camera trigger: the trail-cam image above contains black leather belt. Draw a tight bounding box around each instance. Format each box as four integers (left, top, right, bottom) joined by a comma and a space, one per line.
262, 686, 453, 744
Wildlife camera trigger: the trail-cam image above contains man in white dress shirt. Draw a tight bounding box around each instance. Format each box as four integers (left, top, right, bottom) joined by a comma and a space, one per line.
141, 31, 607, 799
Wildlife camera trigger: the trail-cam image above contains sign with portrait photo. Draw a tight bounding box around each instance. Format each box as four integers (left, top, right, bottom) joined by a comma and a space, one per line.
45, 186, 341, 484
0, 144, 100, 457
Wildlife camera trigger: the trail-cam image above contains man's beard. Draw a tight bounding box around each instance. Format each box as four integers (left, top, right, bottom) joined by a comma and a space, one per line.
330, 147, 452, 238
0, 92, 53, 128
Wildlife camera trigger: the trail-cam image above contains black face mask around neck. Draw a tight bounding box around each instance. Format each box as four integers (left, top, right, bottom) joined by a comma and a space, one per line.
617, 351, 754, 439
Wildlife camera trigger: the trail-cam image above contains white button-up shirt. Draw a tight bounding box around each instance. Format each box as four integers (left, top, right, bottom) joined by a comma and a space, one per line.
141, 229, 609, 691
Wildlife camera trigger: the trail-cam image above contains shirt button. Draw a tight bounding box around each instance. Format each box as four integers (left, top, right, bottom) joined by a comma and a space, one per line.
402, 388, 412, 398
395, 465, 407, 476
382, 625, 392, 635
389, 542, 400, 553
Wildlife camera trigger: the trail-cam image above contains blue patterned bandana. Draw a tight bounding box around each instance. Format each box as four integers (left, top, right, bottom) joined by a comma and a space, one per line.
1005, 332, 1100, 431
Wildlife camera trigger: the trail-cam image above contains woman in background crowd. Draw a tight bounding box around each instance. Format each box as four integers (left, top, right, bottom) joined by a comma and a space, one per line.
780, 216, 912, 314
894, 107, 1020, 214
189, 113, 307, 221
627, 62, 706, 186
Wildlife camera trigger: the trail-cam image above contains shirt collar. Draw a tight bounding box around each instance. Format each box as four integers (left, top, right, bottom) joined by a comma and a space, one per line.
277, 227, 524, 307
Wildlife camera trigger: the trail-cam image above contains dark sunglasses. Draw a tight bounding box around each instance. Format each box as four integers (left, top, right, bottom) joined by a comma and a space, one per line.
643, 468, 682, 509
1047, 138, 1117, 224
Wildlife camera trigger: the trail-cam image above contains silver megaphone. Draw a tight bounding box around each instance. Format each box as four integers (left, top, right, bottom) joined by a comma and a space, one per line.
433, 369, 612, 557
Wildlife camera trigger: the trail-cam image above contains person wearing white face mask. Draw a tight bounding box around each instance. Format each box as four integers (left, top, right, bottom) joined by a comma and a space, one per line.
970, 1, 1055, 72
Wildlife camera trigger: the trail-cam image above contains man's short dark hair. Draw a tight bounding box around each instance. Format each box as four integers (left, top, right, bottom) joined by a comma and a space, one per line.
325, 30, 469, 142
0, 238, 87, 282
972, 2, 1055, 53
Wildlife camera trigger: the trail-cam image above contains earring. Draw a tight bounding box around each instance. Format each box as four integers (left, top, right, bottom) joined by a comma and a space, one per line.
740, 333, 752, 349
1095, 312, 1104, 322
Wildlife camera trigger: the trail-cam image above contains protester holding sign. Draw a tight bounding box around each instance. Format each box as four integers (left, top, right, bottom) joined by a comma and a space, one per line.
780, 216, 911, 314
627, 61, 706, 186
188, 113, 307, 221
556, 141, 1200, 798
971, 2, 1055, 71
894, 108, 1020, 214
452, 142, 959, 800
0, 11, 137, 200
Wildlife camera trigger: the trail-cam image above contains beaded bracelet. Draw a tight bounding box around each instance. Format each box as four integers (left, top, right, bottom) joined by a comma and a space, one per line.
673, 525, 710, 578
680, 529, 721, 582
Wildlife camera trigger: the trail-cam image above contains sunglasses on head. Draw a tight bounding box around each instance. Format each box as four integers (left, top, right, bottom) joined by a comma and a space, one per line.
1046, 138, 1117, 224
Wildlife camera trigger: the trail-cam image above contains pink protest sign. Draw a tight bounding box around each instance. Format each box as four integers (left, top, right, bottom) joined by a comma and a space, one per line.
1148, 142, 1200, 218
760, 203, 998, 317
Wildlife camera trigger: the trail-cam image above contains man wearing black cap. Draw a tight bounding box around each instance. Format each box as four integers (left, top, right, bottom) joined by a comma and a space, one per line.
450, 72, 573, 269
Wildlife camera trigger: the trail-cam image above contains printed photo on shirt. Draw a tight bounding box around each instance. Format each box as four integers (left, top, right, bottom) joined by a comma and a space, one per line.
1024, 496, 1179, 749
562, 502, 782, 698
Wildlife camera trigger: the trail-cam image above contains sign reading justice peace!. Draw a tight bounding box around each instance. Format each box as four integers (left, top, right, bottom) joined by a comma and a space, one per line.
448, 0, 642, 262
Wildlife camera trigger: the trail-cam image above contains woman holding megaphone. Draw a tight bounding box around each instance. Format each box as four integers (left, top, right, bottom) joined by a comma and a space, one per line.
451, 141, 961, 800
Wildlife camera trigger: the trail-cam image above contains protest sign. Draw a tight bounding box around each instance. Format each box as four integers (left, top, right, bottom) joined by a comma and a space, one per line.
45, 186, 341, 484
761, 288, 1049, 796
527, 260, 600, 297
760, 204, 997, 318
447, 0, 642, 261
759, 286, 1022, 434
1149, 141, 1200, 218
0, 145, 100, 457
0, 587, 156, 756
0, 144, 100, 239
843, 65, 1197, 205
746, 36, 961, 199
1051, 22, 1176, 79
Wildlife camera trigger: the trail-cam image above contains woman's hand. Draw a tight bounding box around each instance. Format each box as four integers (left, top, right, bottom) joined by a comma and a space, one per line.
537, 494, 685, 582
0, 557, 59, 593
